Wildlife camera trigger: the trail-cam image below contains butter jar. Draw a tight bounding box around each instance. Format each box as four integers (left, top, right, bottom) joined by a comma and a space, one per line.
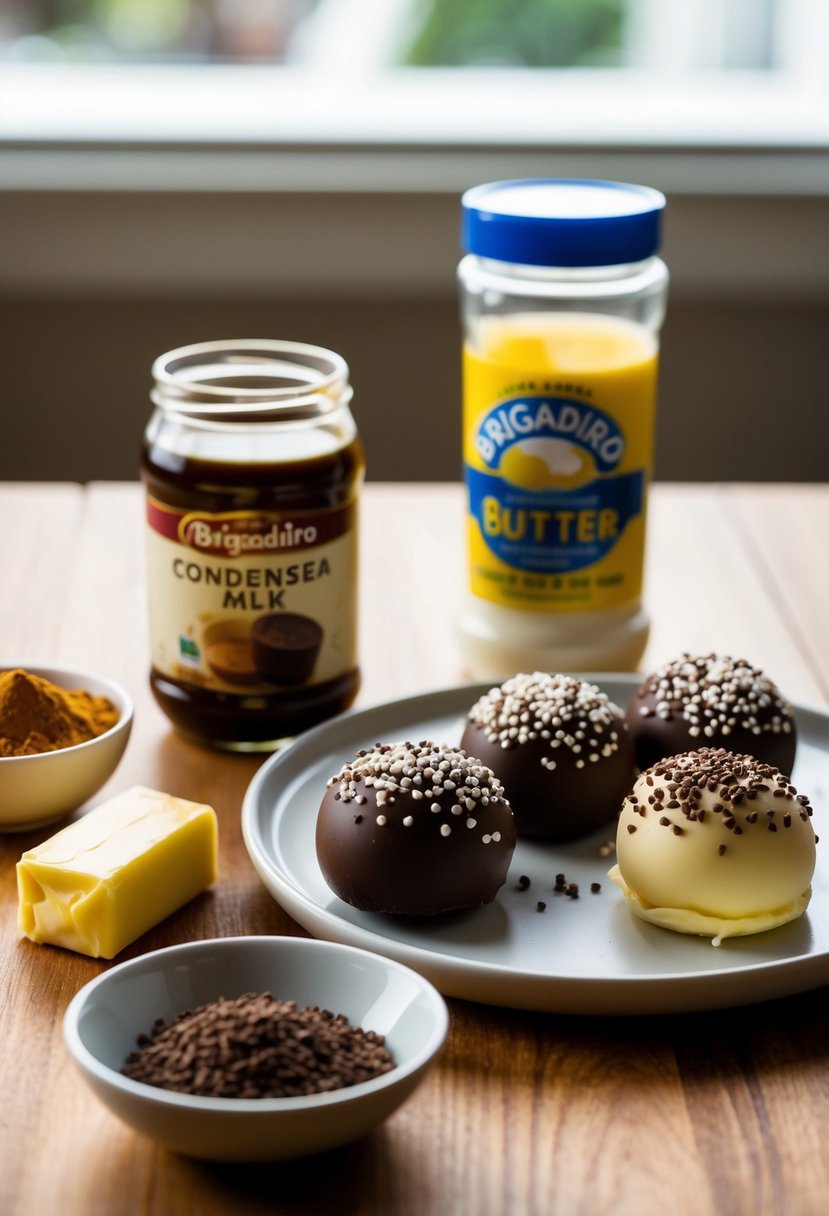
459, 179, 669, 678
142, 339, 364, 750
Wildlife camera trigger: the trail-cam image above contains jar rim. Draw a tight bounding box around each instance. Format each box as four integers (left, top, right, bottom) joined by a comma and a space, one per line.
151, 339, 350, 419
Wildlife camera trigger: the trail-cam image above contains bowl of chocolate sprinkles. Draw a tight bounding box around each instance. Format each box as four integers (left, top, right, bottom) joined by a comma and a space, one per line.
64, 935, 448, 1161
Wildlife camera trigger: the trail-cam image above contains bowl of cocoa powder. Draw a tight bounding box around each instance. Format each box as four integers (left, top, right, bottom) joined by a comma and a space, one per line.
64, 935, 448, 1162
0, 664, 133, 830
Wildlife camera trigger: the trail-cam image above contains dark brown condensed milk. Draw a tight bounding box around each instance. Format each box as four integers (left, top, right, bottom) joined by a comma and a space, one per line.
142, 339, 364, 750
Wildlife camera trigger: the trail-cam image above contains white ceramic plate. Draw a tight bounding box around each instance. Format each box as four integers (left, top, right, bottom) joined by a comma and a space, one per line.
242, 675, 829, 1016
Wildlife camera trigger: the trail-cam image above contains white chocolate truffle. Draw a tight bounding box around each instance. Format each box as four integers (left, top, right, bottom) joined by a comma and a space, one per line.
609, 748, 817, 945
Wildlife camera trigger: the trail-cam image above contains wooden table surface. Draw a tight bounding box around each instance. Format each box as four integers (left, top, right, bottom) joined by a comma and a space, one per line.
1, 481, 828, 1216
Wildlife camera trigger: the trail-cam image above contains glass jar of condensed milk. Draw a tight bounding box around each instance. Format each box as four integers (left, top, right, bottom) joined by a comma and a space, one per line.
459, 179, 669, 679
142, 339, 364, 750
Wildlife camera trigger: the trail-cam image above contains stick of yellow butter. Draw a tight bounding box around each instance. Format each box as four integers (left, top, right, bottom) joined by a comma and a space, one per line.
17, 786, 219, 959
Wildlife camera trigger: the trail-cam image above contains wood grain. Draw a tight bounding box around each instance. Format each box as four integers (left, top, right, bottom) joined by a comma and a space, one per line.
1, 482, 827, 1216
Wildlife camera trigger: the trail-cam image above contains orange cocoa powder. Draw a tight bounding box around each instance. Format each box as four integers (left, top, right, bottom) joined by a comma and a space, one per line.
0, 668, 119, 757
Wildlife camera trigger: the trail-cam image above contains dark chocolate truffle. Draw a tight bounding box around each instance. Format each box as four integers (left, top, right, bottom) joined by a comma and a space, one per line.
315, 741, 516, 915
460, 672, 634, 840
625, 653, 797, 775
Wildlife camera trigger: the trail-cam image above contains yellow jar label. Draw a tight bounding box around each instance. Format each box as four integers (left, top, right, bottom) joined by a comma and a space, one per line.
463, 313, 658, 612
145, 496, 358, 693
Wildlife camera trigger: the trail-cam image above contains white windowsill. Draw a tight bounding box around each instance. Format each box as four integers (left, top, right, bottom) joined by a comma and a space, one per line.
2, 64, 828, 153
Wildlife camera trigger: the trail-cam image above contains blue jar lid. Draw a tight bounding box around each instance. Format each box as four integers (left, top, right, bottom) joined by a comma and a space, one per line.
461, 179, 665, 267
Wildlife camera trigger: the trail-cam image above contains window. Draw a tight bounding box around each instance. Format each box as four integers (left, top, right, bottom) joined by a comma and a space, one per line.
0, 0, 792, 72
2, 0, 827, 149
1, 1, 826, 298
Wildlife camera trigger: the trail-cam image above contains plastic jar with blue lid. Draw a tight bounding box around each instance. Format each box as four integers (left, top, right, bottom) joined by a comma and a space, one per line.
458, 178, 669, 678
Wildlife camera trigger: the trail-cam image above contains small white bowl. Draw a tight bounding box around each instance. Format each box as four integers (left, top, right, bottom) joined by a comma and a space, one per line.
0, 664, 133, 831
64, 935, 448, 1162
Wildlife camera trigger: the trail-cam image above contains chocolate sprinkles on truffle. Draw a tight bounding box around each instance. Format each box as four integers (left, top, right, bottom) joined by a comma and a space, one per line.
618, 748, 814, 842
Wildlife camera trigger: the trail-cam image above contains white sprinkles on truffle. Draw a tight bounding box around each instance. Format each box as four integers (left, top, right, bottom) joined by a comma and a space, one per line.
634, 653, 794, 738
467, 672, 624, 767
326, 741, 510, 845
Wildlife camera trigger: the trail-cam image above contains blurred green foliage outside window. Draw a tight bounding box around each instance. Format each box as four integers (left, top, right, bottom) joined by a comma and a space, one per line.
0, 0, 627, 67
406, 0, 624, 68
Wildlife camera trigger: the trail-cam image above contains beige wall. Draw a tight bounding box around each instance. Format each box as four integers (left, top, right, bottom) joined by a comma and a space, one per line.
2, 293, 827, 484
2, 177, 828, 484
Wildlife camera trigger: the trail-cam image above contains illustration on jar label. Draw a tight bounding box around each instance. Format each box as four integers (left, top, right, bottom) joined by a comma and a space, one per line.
145, 498, 357, 694
474, 395, 624, 472
467, 394, 644, 575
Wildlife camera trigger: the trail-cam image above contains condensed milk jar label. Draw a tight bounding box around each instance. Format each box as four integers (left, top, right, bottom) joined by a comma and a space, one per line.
146, 497, 358, 694
463, 314, 658, 613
